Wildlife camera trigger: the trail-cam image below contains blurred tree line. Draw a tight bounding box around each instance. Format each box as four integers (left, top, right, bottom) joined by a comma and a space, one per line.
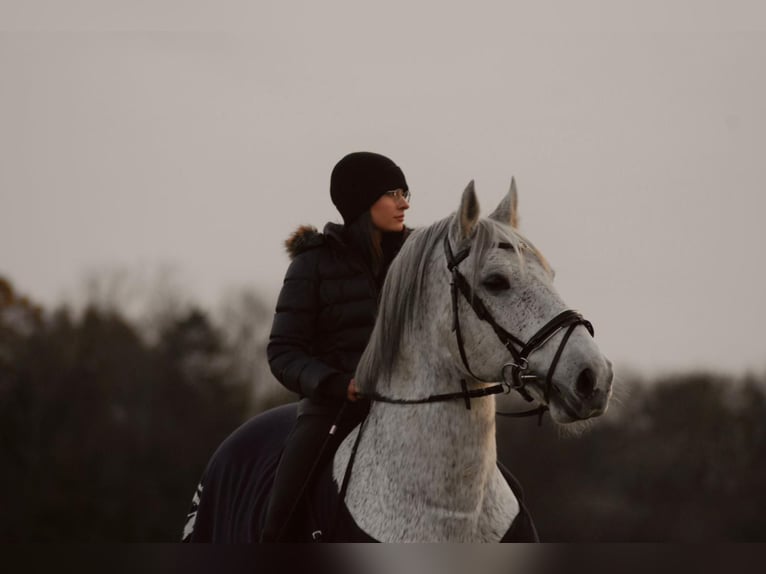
0, 274, 288, 542
497, 371, 766, 541
1, 273, 765, 542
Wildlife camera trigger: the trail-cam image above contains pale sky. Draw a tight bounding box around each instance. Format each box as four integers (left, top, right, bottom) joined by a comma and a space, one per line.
2, 2, 765, 377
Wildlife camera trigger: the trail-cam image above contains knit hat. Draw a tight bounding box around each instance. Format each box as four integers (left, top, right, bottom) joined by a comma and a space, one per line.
330, 152, 408, 224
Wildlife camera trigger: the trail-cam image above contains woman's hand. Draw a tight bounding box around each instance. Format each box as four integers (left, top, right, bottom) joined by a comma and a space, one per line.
347, 378, 361, 402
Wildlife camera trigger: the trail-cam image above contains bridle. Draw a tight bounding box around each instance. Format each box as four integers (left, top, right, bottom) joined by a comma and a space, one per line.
367, 233, 595, 422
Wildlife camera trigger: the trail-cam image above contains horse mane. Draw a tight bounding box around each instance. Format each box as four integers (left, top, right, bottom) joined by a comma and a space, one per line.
356, 212, 547, 394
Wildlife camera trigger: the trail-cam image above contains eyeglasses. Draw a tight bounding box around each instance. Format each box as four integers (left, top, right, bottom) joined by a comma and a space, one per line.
384, 189, 411, 203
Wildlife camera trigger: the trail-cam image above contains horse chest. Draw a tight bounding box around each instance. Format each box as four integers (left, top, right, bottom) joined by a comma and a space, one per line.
312, 461, 521, 542
328, 438, 520, 542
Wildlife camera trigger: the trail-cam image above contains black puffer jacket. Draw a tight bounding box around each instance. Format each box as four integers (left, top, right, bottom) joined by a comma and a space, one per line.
267, 223, 407, 403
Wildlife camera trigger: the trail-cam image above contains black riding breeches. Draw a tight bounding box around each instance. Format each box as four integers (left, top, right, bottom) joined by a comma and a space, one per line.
260, 399, 368, 542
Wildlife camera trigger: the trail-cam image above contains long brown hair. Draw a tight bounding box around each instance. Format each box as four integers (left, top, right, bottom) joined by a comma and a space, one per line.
344, 211, 404, 282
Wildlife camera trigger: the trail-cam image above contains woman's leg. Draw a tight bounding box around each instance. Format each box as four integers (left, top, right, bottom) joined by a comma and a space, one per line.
260, 410, 336, 542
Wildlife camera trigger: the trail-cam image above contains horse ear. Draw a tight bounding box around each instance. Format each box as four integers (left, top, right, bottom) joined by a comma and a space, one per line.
452, 180, 481, 242
489, 177, 519, 228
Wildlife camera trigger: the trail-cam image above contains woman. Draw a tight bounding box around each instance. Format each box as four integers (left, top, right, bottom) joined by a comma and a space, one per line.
261, 151, 411, 542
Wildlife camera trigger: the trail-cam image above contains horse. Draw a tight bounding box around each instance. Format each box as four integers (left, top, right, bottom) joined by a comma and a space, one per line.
182, 180, 614, 543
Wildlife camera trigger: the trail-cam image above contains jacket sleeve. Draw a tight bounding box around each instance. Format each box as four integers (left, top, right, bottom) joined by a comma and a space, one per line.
267, 251, 349, 400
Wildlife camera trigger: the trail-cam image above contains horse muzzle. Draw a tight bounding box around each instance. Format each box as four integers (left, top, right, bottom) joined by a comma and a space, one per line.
547, 360, 614, 422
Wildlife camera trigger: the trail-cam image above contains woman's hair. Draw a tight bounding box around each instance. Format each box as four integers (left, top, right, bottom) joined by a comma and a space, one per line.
343, 211, 404, 281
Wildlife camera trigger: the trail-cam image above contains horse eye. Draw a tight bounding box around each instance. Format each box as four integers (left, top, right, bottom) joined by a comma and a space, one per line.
482, 274, 511, 292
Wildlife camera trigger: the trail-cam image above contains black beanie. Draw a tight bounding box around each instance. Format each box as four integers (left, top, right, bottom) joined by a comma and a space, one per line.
330, 152, 408, 224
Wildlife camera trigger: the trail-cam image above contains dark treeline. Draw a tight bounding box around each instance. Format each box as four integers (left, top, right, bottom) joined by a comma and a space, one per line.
498, 371, 766, 541
1, 275, 765, 542
0, 275, 286, 542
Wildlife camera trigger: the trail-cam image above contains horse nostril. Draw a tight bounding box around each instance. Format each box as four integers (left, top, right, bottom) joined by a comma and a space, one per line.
576, 368, 597, 398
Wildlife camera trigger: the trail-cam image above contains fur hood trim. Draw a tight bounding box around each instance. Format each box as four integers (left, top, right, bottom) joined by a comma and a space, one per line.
284, 225, 325, 259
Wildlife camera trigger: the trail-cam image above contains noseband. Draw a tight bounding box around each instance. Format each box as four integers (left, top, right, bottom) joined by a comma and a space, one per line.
444, 235, 594, 419
367, 233, 594, 422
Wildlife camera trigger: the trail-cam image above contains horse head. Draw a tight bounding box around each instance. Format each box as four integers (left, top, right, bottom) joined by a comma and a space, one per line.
444, 179, 613, 423
358, 179, 613, 424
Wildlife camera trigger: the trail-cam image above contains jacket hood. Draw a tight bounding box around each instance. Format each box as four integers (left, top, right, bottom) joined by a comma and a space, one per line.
284, 223, 350, 260
285, 225, 323, 260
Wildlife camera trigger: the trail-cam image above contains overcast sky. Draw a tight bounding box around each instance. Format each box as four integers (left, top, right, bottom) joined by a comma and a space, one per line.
2, 2, 765, 377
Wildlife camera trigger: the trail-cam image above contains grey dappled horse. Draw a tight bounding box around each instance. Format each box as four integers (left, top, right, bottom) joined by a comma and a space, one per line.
183, 180, 613, 542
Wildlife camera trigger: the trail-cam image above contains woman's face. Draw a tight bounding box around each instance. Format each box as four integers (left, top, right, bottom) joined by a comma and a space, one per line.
370, 188, 410, 232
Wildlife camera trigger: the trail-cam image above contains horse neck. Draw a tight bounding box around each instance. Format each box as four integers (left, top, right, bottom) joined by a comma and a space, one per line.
335, 361, 512, 542
368, 383, 499, 495
372, 344, 500, 481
